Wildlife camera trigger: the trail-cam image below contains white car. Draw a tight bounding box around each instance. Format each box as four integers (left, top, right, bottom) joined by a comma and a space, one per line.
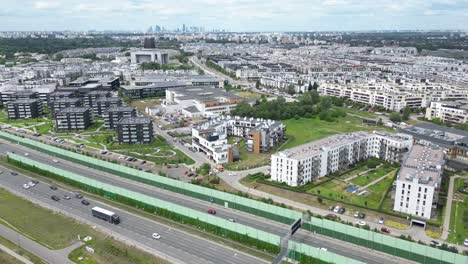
52, 159, 59, 163
333, 206, 340, 213
22, 184, 30, 189
356, 221, 366, 226
27, 181, 35, 187
464, 238, 468, 247
378, 217, 384, 224
319, 248, 328, 252
24, 153, 29, 156
152, 233, 161, 240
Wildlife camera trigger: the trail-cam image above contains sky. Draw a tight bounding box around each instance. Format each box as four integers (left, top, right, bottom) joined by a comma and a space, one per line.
0, 0, 467, 32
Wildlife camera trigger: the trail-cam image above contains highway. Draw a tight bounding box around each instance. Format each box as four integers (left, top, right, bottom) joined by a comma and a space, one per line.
0, 141, 413, 264
0, 163, 266, 264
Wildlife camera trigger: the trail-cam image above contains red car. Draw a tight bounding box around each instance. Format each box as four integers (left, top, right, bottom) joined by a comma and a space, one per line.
380, 227, 390, 234
207, 209, 216, 215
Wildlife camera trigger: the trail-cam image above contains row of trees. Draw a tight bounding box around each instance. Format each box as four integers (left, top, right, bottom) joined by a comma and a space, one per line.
231, 91, 346, 121
140, 62, 193, 71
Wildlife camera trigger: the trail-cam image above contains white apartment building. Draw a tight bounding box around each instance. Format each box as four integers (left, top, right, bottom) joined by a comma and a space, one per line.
425, 100, 468, 125
393, 143, 444, 220
192, 116, 285, 164
271, 131, 413, 187
319, 82, 468, 112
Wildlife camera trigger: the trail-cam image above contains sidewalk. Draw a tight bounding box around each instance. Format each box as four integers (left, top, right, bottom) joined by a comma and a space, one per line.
0, 224, 82, 264
441, 175, 468, 240
0, 243, 34, 264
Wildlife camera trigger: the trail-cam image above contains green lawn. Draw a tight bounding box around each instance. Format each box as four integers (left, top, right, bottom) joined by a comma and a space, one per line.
350, 166, 396, 187
0, 249, 22, 264
448, 196, 468, 244
337, 163, 371, 180
281, 115, 395, 150
0, 110, 53, 134
337, 107, 379, 119
225, 138, 271, 171
0, 235, 46, 264
0, 187, 92, 249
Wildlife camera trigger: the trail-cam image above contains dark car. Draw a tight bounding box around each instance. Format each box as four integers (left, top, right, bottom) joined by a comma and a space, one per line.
358, 213, 366, 219
207, 209, 216, 215
338, 208, 345, 214
31, 180, 39, 184
10, 172, 18, 176
380, 227, 390, 233
141, 160, 146, 164
50, 185, 58, 190
74, 193, 83, 199
51, 195, 60, 201
81, 200, 90, 205
325, 214, 337, 220
328, 206, 335, 211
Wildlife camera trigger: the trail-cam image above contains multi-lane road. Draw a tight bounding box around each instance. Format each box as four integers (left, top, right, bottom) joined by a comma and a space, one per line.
0, 163, 266, 264
0, 141, 412, 264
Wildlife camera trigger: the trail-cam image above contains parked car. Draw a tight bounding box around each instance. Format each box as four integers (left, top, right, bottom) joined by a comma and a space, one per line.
333, 206, 340, 213
207, 209, 216, 215
378, 217, 385, 224
141, 160, 146, 164
50, 185, 58, 190
325, 214, 337, 220
27, 181, 36, 187
430, 240, 441, 247
10, 172, 18, 176
63, 195, 71, 200
380, 227, 390, 233
31, 180, 39, 184
75, 193, 83, 199
51, 195, 60, 201
338, 208, 345, 214
22, 184, 30, 189
464, 238, 468, 247
356, 221, 366, 226
81, 200, 90, 206
152, 233, 161, 240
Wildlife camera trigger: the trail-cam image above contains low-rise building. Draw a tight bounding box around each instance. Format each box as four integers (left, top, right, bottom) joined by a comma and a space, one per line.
117, 117, 154, 144
270, 131, 413, 187
425, 100, 468, 125
55, 107, 92, 130
103, 106, 136, 129
393, 143, 444, 220
130, 49, 169, 64
7, 99, 43, 119
192, 116, 285, 164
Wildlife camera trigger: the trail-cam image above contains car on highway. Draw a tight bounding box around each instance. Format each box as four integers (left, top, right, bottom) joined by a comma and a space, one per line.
31, 180, 39, 184
63, 195, 71, 200
152, 233, 161, 240
356, 221, 366, 226
52, 159, 59, 163
50, 185, 58, 190
75, 193, 83, 199
207, 209, 216, 215
228, 218, 235, 222
22, 184, 30, 189
81, 200, 90, 206
24, 153, 29, 156
320, 248, 328, 251
51, 195, 60, 201
10, 172, 18, 176
380, 227, 390, 234
27, 181, 36, 187
378, 217, 385, 224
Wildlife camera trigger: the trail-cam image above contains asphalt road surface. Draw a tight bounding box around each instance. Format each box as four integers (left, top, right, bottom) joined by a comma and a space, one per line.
0, 142, 412, 264
0, 165, 266, 264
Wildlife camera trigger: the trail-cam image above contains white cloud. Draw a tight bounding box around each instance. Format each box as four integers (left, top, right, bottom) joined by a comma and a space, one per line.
33, 1, 60, 9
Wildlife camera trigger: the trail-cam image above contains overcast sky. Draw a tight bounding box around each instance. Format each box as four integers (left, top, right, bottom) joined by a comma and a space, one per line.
0, 0, 467, 32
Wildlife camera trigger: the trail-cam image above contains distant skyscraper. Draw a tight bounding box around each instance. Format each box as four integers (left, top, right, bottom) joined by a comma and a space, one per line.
182, 24, 186, 32
143, 37, 156, 49
147, 26, 153, 33
155, 25, 161, 33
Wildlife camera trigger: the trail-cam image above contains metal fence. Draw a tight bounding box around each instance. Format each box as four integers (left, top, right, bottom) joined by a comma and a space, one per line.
288, 241, 365, 264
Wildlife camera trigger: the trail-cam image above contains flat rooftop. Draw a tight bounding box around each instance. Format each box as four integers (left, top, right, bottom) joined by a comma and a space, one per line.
169, 86, 241, 101
57, 107, 90, 114
118, 116, 152, 125
105, 106, 135, 113
397, 144, 444, 186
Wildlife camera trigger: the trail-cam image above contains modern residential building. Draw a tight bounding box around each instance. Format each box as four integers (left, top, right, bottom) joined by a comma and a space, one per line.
393, 143, 444, 220
1, 90, 38, 106
6, 99, 43, 120
163, 86, 243, 117
103, 106, 136, 129
120, 82, 187, 99
192, 116, 285, 164
93, 97, 122, 116
83, 91, 111, 108
55, 107, 93, 131
51, 98, 82, 114
425, 100, 468, 125
117, 117, 154, 144
130, 49, 169, 64
270, 131, 413, 187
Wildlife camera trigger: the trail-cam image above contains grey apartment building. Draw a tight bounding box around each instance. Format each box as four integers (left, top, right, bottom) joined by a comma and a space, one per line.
117, 117, 153, 144
83, 91, 111, 108
51, 98, 82, 114
93, 97, 122, 116
103, 106, 136, 129
55, 107, 92, 130
7, 99, 43, 119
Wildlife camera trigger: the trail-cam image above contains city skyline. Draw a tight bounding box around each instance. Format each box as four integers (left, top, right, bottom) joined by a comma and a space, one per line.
0, 0, 467, 32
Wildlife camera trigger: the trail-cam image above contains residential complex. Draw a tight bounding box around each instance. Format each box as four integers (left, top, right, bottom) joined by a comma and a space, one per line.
425, 100, 468, 125
117, 117, 154, 144
93, 97, 122, 116
393, 143, 444, 220
270, 131, 413, 187
192, 116, 285, 164
103, 106, 137, 129
6, 99, 43, 119
55, 107, 93, 130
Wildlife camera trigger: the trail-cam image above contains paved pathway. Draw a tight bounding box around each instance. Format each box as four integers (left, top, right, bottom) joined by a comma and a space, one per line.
0, 243, 34, 264
0, 223, 83, 264
441, 175, 468, 240
357, 170, 396, 192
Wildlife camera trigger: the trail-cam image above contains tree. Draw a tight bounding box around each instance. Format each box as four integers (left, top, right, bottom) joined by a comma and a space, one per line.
402, 106, 411, 121
312, 82, 319, 90
286, 85, 296, 95
255, 80, 260, 89
389, 112, 402, 122
308, 82, 313, 91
